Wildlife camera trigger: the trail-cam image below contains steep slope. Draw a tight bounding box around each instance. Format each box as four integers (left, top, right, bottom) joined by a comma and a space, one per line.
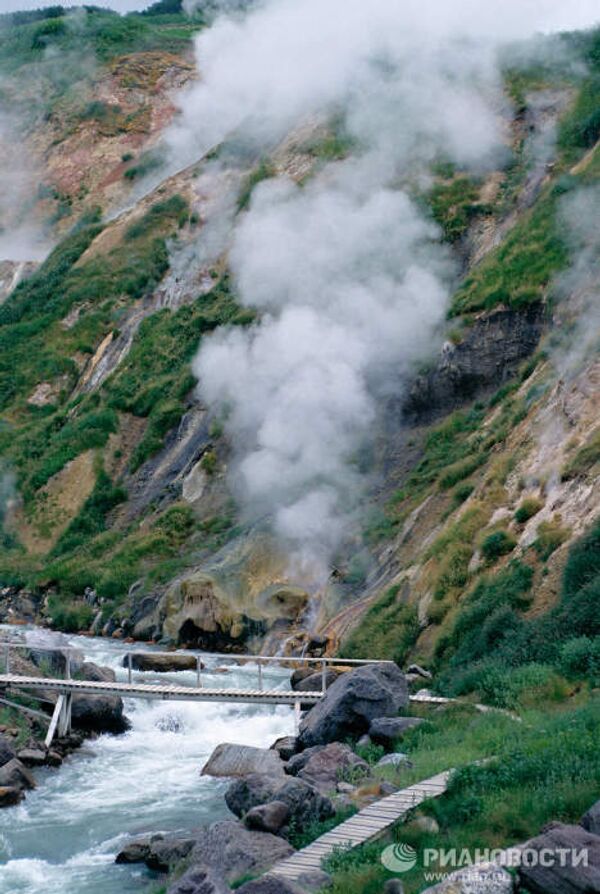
0, 8, 599, 706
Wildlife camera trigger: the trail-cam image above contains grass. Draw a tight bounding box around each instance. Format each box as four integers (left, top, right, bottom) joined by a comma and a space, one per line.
562, 427, 600, 480
325, 697, 600, 894
427, 175, 488, 243
340, 585, 419, 664
451, 191, 568, 316
236, 159, 276, 212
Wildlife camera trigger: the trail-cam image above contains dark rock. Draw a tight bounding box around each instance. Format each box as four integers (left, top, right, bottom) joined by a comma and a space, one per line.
403, 303, 546, 422
71, 693, 128, 734
47, 751, 63, 767
285, 745, 325, 776
369, 717, 424, 747
274, 778, 335, 828
28, 645, 84, 676
581, 800, 600, 835
116, 833, 196, 871
298, 663, 409, 748
518, 823, 600, 894
292, 671, 338, 693
225, 773, 281, 817
0, 734, 16, 767
225, 774, 334, 830
0, 785, 24, 807
123, 652, 201, 673
290, 668, 314, 687
190, 820, 293, 881
237, 877, 305, 894
115, 837, 153, 864
244, 800, 290, 834
0, 758, 36, 790
17, 748, 46, 767
202, 743, 285, 778
270, 736, 299, 761
295, 742, 369, 792
167, 865, 230, 894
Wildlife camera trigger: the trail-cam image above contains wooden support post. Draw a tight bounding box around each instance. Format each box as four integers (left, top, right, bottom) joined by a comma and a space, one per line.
321, 658, 327, 693
128, 653, 132, 685
294, 700, 301, 735
45, 694, 64, 748
58, 693, 72, 738
196, 655, 202, 688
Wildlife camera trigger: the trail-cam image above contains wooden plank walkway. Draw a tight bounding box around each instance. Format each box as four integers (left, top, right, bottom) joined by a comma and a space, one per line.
0, 674, 324, 706
270, 770, 452, 882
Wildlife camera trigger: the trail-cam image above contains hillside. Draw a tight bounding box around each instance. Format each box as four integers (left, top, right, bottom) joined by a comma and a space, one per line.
0, 2, 599, 719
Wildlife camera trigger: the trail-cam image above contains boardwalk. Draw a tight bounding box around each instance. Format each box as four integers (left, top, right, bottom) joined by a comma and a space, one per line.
270, 770, 452, 881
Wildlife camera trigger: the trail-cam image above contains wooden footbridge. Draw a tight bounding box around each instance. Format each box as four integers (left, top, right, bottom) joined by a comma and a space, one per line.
0, 642, 450, 748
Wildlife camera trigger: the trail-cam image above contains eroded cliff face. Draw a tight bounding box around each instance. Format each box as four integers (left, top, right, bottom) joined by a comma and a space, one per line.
0, 9, 598, 670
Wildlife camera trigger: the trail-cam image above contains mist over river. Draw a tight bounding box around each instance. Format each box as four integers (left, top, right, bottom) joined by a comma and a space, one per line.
0, 628, 294, 894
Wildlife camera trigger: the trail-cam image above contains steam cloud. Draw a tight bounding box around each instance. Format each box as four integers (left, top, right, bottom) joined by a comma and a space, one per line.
169, 0, 597, 583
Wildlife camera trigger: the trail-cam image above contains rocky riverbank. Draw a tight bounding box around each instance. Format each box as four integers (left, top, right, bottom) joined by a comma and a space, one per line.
0, 633, 128, 808
117, 663, 415, 892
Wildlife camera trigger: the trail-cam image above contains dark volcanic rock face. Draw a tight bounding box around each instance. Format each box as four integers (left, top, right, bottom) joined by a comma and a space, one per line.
403, 303, 546, 422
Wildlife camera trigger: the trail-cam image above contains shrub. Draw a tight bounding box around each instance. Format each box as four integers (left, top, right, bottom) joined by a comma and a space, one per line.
561, 428, 600, 480
514, 497, 544, 524
47, 596, 94, 633
478, 663, 568, 709
533, 517, 569, 561
481, 529, 516, 563
559, 636, 600, 683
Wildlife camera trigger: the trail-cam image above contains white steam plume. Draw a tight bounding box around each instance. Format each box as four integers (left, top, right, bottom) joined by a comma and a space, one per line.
173, 0, 596, 584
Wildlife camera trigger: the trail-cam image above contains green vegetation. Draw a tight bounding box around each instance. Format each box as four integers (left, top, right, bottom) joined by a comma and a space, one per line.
481, 529, 516, 563
0, 196, 191, 500
326, 698, 599, 894
340, 585, 419, 664
533, 517, 569, 560
237, 159, 276, 212
436, 518, 600, 702
562, 427, 600, 480
451, 192, 567, 315
427, 175, 488, 243
514, 496, 543, 523
288, 805, 357, 851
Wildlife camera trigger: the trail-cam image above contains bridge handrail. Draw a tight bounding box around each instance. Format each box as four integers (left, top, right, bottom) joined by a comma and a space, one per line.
0, 639, 394, 693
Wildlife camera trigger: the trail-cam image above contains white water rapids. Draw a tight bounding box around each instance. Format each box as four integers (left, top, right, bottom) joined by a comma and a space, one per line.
0, 628, 294, 893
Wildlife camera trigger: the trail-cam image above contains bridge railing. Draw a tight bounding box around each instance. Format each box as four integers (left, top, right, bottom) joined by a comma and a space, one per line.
0, 639, 394, 694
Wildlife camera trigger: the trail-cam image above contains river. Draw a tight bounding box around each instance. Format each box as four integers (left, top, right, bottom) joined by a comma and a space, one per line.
0, 628, 294, 894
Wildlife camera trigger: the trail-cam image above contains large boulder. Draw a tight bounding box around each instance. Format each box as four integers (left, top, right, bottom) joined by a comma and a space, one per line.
0, 734, 16, 767
421, 863, 514, 894
225, 773, 334, 830
190, 820, 293, 881
298, 663, 409, 747
0, 758, 36, 791
202, 744, 285, 778
123, 653, 201, 673
71, 693, 129, 734
581, 800, 600, 835
289, 742, 369, 793
0, 786, 23, 807
292, 671, 338, 693
517, 823, 600, 894
167, 865, 230, 894
369, 716, 424, 748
